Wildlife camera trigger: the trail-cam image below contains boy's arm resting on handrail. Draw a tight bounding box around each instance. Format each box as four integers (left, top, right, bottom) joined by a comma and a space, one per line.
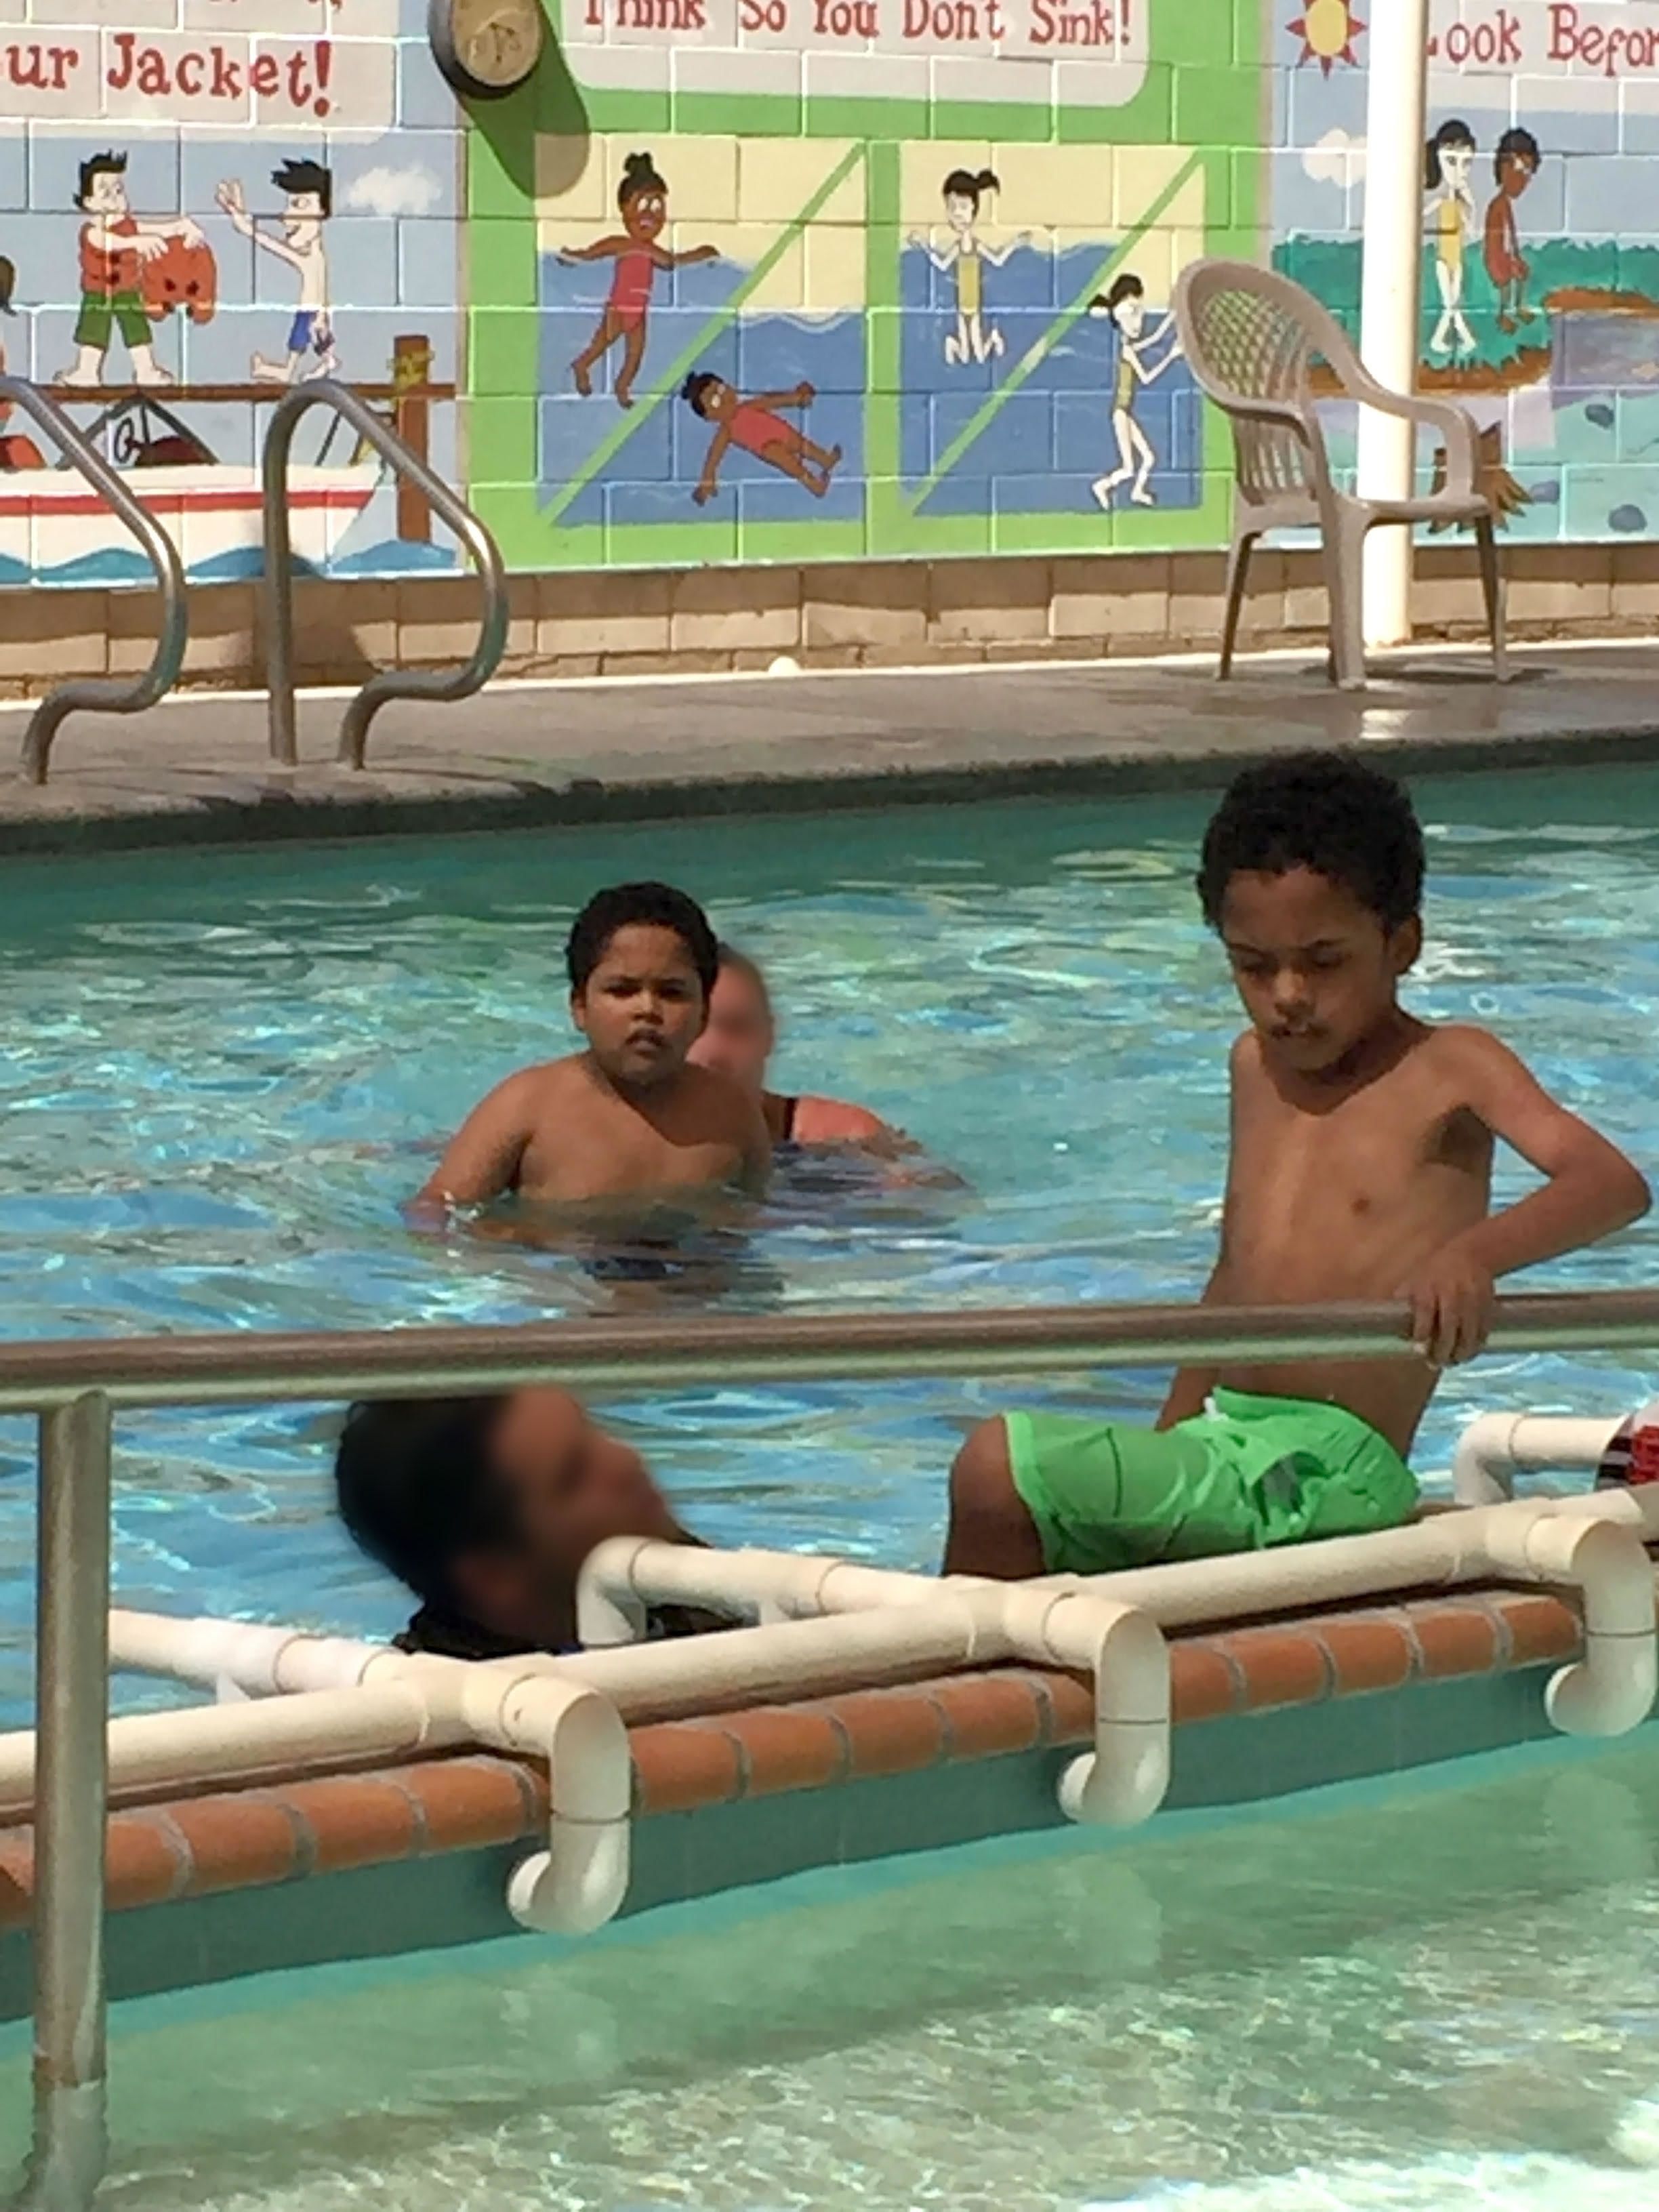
411, 1072, 538, 1215
1401, 1029, 1652, 1366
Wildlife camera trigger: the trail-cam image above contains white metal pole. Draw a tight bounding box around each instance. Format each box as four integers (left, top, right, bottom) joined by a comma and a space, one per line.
1357, 0, 1431, 647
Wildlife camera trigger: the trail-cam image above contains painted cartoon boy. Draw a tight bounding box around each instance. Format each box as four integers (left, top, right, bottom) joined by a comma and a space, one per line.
58, 152, 203, 390
216, 159, 335, 384
1483, 127, 1540, 335
682, 374, 842, 504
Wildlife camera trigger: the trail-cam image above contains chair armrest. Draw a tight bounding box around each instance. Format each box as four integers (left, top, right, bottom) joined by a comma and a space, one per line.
1340, 371, 1480, 489
1204, 393, 1315, 443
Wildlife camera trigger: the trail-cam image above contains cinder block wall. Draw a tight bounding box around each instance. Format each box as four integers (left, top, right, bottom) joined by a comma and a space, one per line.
0, 541, 1649, 698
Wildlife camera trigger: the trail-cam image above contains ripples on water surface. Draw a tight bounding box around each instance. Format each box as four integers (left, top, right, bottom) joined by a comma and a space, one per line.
0, 768, 1656, 1710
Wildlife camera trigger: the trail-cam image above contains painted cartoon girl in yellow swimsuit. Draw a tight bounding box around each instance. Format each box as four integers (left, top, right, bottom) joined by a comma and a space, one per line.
909, 169, 1029, 367
1425, 118, 1478, 359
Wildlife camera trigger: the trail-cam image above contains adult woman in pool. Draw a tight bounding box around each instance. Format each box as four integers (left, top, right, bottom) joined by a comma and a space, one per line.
689, 943, 902, 1151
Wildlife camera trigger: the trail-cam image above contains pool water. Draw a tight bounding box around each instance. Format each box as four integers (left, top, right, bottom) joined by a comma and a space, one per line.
0, 767, 1656, 1715
12, 1733, 1659, 2210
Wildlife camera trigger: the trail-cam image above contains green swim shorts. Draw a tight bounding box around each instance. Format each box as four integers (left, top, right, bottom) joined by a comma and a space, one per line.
1004, 1387, 1418, 1576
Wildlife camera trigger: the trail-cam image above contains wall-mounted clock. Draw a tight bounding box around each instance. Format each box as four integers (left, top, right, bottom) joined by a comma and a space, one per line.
429, 0, 545, 98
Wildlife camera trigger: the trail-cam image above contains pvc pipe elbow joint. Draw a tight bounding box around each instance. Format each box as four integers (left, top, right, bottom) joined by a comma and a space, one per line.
575, 1538, 654, 1648
1534, 1518, 1658, 1739
472, 1673, 633, 1936
1046, 1599, 1170, 1830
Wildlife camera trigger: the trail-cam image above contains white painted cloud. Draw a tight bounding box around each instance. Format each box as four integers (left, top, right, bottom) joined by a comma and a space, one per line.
1302, 128, 1366, 189
342, 166, 443, 220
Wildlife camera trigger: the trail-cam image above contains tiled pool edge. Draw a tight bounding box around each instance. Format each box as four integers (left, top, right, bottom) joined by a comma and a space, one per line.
0, 1585, 1595, 2018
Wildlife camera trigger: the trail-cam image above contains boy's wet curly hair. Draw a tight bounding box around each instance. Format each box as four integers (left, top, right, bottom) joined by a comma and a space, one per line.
1197, 751, 1425, 931
565, 880, 719, 998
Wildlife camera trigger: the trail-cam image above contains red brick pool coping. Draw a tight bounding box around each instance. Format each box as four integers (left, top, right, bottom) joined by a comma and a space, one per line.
0, 1585, 1586, 1928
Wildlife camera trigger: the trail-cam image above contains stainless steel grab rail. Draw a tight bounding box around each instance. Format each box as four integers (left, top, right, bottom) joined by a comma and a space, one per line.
262, 380, 508, 772
13, 1283, 1659, 2211
7, 380, 188, 787
0, 1287, 1656, 1410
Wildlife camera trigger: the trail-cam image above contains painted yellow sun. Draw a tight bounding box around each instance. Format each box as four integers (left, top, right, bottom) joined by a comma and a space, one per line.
1288, 0, 1364, 71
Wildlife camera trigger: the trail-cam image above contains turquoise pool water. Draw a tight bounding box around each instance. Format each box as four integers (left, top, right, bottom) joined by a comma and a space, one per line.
12, 1733, 1659, 2209
0, 767, 1655, 1717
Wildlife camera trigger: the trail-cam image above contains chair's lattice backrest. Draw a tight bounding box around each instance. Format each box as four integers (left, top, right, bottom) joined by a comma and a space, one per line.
1175, 262, 1328, 504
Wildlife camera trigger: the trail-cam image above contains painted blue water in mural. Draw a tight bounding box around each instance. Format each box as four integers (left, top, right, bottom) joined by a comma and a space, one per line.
537, 254, 863, 528
899, 241, 1201, 519
534, 243, 1200, 526
5, 538, 462, 589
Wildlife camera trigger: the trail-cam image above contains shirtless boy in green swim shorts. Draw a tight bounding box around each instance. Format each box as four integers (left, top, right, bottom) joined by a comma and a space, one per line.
944, 751, 1651, 1578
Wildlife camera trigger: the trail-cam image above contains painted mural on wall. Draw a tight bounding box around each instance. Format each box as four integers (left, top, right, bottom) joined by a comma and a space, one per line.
1274, 0, 1659, 541
0, 0, 462, 586
42, 0, 1659, 589
476, 0, 1245, 569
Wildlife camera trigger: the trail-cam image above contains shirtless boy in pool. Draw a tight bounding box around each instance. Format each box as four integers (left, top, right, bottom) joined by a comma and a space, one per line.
944, 751, 1650, 1578
417, 882, 769, 1216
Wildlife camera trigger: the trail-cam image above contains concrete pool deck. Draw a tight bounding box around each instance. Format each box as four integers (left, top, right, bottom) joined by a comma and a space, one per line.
2, 638, 1658, 852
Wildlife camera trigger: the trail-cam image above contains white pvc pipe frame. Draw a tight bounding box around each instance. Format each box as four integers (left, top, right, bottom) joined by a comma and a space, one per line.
95, 1584, 1170, 1929
1452, 1411, 1626, 1505
89, 1460, 1659, 1937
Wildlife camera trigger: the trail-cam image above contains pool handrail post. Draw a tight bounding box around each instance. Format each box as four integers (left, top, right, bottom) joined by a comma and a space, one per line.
261, 380, 508, 774
4, 380, 189, 787
15, 1394, 112, 2212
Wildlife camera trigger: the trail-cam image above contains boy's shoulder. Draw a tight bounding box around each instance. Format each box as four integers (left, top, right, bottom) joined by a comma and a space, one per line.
491, 1054, 590, 1109
1228, 1019, 1523, 1106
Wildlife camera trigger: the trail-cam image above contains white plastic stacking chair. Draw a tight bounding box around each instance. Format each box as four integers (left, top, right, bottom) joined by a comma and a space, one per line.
1171, 260, 1504, 690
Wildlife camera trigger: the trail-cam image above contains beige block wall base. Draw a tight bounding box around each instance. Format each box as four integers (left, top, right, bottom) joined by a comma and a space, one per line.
1, 543, 1652, 700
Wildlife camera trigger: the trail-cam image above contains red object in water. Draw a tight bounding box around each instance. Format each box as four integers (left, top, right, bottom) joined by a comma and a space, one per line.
1632, 1421, 1659, 1484
142, 237, 217, 326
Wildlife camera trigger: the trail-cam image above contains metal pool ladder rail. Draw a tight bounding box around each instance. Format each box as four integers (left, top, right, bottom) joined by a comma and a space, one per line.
262, 379, 508, 773
12, 1286, 1659, 2211
5, 380, 188, 788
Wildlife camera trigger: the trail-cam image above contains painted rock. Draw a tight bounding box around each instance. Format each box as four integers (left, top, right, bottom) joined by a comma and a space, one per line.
142, 237, 217, 325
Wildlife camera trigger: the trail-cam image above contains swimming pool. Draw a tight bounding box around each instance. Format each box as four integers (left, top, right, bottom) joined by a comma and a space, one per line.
1, 765, 1655, 1722
9, 1732, 1659, 2211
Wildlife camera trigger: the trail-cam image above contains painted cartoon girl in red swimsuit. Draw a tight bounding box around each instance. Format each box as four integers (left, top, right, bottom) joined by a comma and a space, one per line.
682, 373, 842, 504
564, 152, 717, 410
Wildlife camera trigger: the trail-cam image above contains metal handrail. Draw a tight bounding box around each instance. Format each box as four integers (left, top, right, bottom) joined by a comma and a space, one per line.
7, 380, 188, 787
261, 380, 508, 772
0, 1288, 1658, 1411
14, 1283, 1659, 2211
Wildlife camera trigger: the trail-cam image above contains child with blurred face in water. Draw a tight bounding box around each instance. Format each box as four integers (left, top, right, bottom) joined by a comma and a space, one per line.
689, 945, 901, 1151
